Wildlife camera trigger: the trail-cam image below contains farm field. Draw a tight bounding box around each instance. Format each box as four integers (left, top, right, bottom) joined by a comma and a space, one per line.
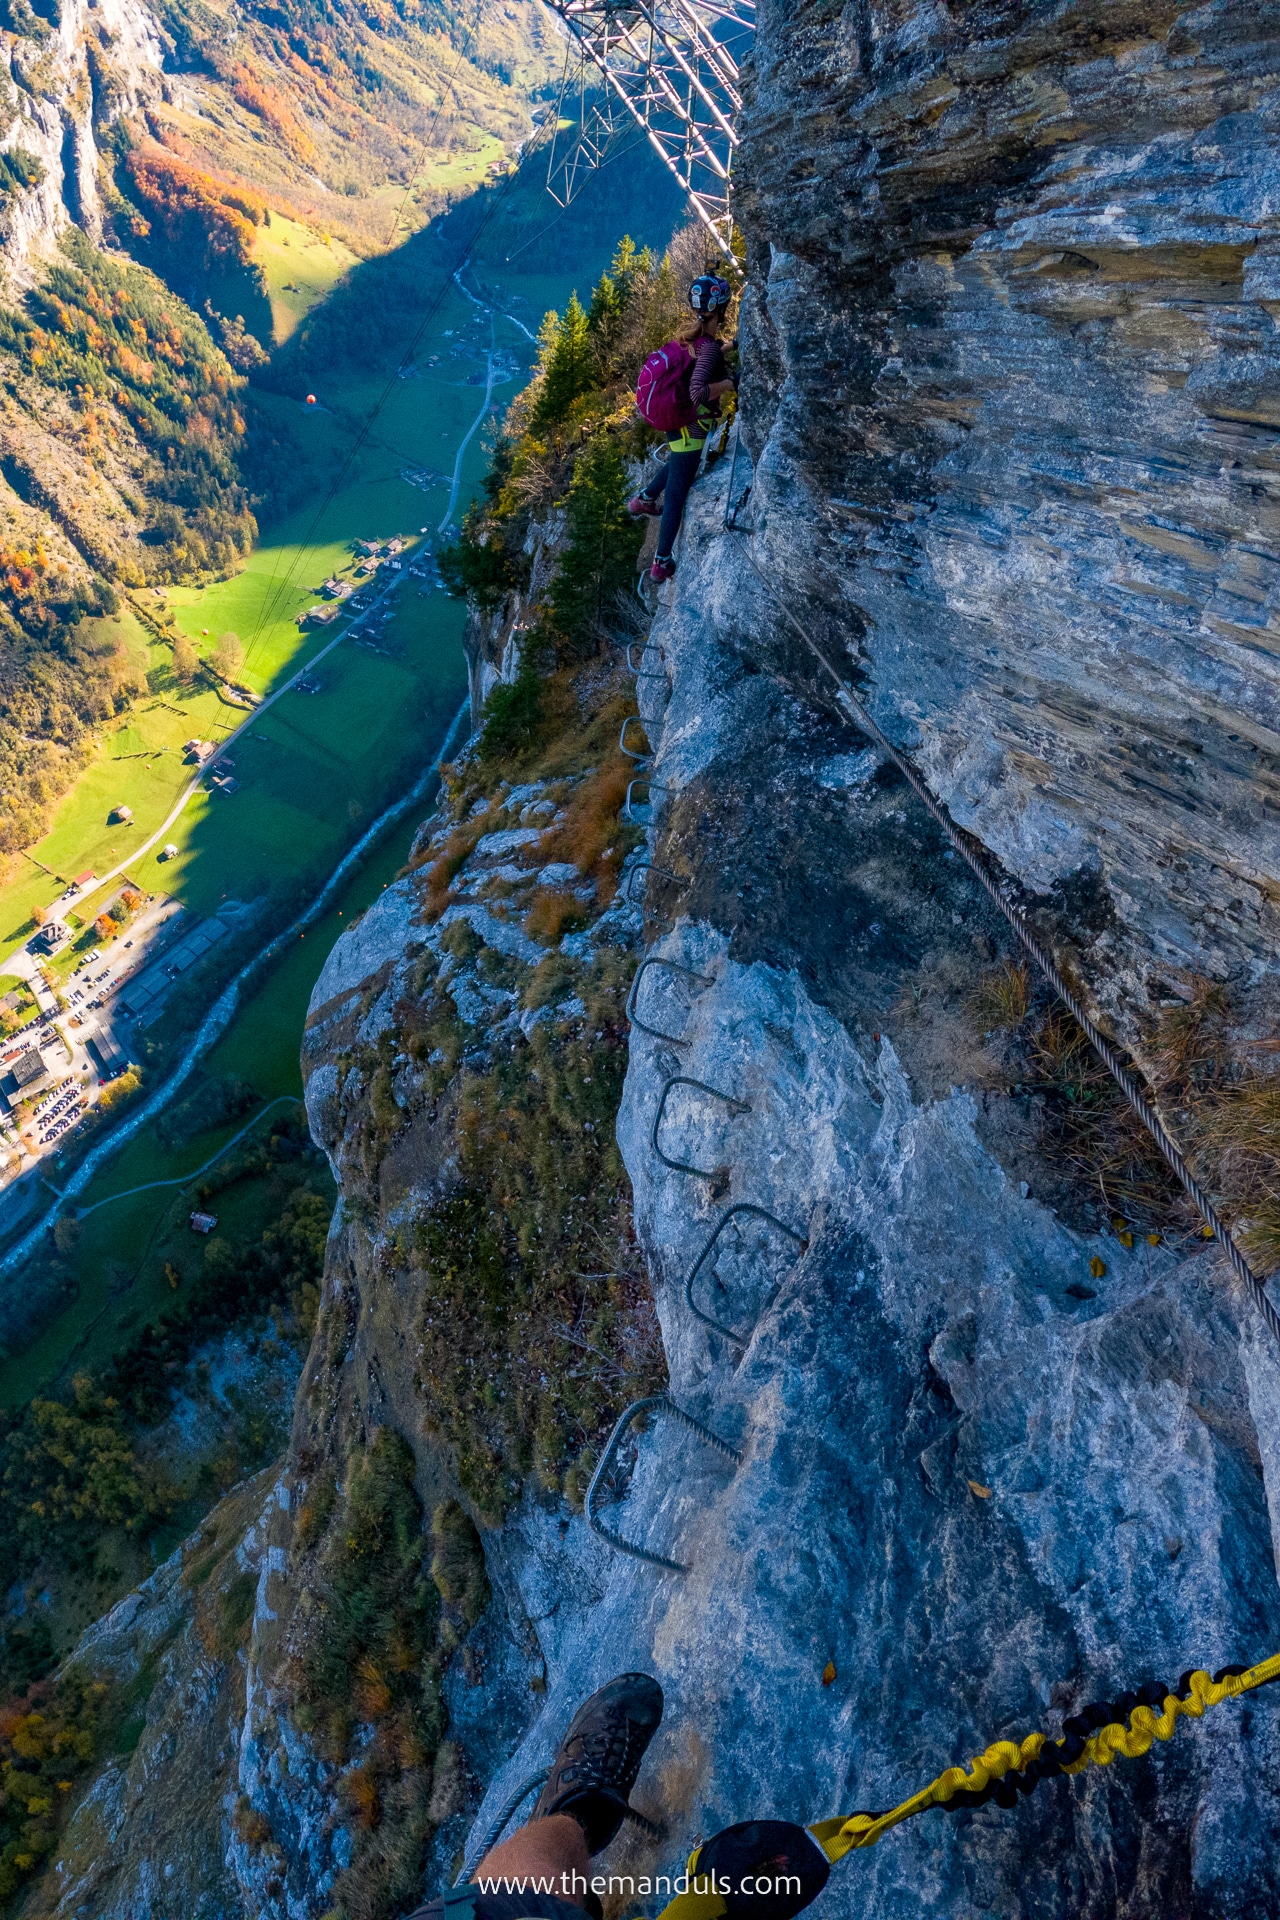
254, 210, 360, 343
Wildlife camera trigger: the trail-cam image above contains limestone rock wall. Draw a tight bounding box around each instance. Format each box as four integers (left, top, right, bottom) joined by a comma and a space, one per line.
733, 0, 1280, 1016
448, 457, 1280, 1920
0, 0, 163, 286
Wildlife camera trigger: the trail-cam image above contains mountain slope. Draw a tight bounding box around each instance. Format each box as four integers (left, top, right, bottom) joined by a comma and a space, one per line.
0, 0, 561, 855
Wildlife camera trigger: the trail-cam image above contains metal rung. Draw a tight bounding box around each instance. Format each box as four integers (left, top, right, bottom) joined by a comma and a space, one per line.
457, 1770, 549, 1882
620, 715, 653, 763
685, 1203, 809, 1346
627, 640, 667, 679
623, 860, 684, 912
625, 778, 674, 822
458, 1768, 663, 1881
652, 1074, 750, 1188
626, 955, 711, 1045
586, 1392, 743, 1572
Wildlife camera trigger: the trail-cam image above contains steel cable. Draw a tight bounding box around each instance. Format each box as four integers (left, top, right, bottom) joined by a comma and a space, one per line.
722, 531, 1280, 1352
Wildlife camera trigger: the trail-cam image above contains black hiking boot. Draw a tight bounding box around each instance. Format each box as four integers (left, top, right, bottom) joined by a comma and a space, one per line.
530, 1673, 664, 1854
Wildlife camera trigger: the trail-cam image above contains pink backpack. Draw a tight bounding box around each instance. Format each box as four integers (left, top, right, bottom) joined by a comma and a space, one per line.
635, 340, 697, 432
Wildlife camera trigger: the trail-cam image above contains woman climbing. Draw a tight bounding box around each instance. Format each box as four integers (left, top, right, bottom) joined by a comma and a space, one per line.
628, 274, 737, 584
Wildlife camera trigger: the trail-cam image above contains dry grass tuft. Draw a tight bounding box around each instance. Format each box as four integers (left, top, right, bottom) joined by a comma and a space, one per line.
538, 759, 634, 901
1030, 1006, 1184, 1220
1148, 977, 1233, 1092
523, 886, 589, 946
969, 958, 1031, 1030
1020, 975, 1280, 1255
1240, 1197, 1280, 1276
420, 818, 488, 919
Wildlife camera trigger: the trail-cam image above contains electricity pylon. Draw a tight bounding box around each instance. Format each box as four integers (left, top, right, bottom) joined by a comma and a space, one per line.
540, 0, 754, 255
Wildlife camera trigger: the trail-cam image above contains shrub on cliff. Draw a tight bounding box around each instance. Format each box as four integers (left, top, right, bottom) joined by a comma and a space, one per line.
550, 431, 645, 651
0, 1669, 110, 1907
0, 148, 44, 197
0, 1376, 154, 1565
291, 1427, 447, 1918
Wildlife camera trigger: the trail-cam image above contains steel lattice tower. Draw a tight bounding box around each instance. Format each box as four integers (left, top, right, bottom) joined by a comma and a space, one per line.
540, 0, 754, 255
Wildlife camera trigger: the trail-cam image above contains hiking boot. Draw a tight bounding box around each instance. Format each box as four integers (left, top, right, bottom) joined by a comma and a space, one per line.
627, 493, 662, 518
650, 556, 676, 583
530, 1673, 664, 1854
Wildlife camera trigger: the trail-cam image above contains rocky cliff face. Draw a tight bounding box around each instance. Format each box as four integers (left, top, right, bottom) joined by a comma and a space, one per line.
734, 0, 1280, 1030
29, 9, 1280, 1920
0, 0, 163, 286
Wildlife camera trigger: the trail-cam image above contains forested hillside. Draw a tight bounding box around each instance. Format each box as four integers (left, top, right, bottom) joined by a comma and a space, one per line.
0, 0, 559, 853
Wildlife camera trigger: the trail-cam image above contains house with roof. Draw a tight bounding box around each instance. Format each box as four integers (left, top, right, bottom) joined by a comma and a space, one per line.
3, 1048, 51, 1108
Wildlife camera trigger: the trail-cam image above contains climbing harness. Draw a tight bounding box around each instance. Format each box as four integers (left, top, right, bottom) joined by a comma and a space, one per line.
586, 1393, 743, 1570
716, 492, 1280, 1355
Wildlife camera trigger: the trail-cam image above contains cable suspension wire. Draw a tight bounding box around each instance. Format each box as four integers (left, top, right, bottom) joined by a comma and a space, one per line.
722, 516, 1280, 1353
241, 16, 483, 669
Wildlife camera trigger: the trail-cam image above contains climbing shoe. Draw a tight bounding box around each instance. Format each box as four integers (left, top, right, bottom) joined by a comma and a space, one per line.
650, 556, 676, 583
530, 1672, 664, 1854
628, 493, 662, 517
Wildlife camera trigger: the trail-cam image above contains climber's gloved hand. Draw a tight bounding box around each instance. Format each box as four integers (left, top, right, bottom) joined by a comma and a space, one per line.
690, 1820, 830, 1920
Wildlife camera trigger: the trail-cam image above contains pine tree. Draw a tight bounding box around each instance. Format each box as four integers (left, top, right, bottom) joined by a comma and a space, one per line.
610, 234, 641, 301
551, 433, 644, 651
588, 270, 620, 335
533, 292, 592, 428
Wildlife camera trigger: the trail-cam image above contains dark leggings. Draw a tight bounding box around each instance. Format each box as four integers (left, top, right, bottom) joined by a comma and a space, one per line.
642, 447, 702, 558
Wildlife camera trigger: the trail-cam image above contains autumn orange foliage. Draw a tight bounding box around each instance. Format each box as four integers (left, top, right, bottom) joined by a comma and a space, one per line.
125, 146, 268, 269
0, 542, 48, 596
232, 67, 318, 164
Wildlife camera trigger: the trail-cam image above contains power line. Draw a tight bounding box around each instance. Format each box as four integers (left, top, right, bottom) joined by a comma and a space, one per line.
241, 13, 483, 660
385, 20, 476, 247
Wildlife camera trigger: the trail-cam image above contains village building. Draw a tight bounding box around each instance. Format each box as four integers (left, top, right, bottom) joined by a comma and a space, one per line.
87, 1032, 128, 1080
3, 1048, 51, 1107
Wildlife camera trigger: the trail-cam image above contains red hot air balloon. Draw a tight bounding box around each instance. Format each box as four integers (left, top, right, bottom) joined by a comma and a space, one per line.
305, 393, 317, 406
